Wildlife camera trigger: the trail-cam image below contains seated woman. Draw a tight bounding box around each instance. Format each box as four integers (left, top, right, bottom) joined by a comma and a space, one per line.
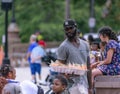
92, 26, 120, 87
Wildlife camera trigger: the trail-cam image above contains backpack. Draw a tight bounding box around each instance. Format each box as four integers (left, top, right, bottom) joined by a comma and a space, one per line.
37, 85, 44, 94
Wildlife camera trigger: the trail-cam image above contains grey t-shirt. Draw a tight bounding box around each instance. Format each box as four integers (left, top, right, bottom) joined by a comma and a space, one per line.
57, 38, 89, 64
57, 38, 90, 89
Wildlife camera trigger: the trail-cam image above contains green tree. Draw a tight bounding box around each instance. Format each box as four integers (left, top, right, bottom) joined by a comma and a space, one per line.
0, 0, 120, 43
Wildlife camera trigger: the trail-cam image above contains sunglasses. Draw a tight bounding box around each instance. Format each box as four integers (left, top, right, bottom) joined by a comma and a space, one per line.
64, 27, 74, 31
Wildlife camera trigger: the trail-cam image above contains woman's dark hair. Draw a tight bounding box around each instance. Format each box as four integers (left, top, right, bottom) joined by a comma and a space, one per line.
0, 64, 14, 78
54, 75, 68, 86
98, 26, 118, 42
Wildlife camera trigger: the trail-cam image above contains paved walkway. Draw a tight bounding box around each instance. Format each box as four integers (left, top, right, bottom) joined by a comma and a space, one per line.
15, 66, 50, 92
15, 66, 49, 82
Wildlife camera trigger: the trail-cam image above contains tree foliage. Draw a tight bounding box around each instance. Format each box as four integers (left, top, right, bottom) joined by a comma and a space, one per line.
0, 0, 120, 43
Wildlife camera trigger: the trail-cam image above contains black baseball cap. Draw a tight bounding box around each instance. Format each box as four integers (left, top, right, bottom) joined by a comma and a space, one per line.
63, 19, 77, 28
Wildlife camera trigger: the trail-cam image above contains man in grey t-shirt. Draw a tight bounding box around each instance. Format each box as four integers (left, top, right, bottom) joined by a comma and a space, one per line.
56, 19, 90, 94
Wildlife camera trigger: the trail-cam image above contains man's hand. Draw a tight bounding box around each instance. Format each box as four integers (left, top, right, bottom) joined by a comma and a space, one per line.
31, 58, 35, 63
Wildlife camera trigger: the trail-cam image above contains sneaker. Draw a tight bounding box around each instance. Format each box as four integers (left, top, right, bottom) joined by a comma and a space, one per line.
39, 80, 47, 86
31, 80, 37, 84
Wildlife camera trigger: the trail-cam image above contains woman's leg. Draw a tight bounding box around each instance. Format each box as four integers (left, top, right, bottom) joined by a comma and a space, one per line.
92, 68, 102, 87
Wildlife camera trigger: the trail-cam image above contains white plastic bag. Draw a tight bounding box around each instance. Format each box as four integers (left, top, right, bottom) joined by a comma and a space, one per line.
69, 83, 88, 94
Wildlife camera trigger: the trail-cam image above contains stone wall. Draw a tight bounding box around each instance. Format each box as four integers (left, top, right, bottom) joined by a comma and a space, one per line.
8, 31, 61, 67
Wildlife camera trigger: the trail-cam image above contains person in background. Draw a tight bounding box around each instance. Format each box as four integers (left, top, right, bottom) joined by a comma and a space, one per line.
88, 35, 94, 46
92, 26, 120, 87
0, 64, 22, 94
77, 29, 86, 41
26, 34, 38, 82
51, 75, 69, 94
2, 83, 22, 94
30, 40, 46, 83
99, 42, 106, 61
20, 80, 44, 94
35, 30, 43, 42
0, 45, 4, 66
90, 42, 99, 52
38, 40, 46, 49
0, 64, 16, 80
90, 42, 100, 64
27, 34, 38, 64
0, 77, 7, 94
56, 19, 90, 94
0, 64, 44, 94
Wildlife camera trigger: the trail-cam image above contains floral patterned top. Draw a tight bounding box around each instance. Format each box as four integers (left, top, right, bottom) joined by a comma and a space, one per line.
98, 40, 120, 75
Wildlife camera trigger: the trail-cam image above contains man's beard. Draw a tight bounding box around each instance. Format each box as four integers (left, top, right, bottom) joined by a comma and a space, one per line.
65, 31, 76, 40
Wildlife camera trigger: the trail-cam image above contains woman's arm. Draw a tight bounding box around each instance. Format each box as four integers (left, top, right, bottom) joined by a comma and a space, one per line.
104, 48, 114, 64
97, 48, 114, 66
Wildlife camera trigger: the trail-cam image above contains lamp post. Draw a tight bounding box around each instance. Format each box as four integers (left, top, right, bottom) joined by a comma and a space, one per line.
8, 0, 19, 32
88, 0, 95, 33
1, 0, 13, 65
65, 0, 70, 19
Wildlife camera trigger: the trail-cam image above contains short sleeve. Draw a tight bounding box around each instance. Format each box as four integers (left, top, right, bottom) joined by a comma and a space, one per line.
27, 45, 32, 53
27, 43, 37, 53
107, 40, 117, 50
56, 45, 68, 61
39, 48, 46, 57
85, 41, 90, 55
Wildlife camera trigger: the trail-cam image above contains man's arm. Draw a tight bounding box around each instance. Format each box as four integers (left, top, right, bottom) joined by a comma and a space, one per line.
26, 52, 30, 60
87, 56, 92, 89
31, 55, 41, 63
55, 60, 65, 64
